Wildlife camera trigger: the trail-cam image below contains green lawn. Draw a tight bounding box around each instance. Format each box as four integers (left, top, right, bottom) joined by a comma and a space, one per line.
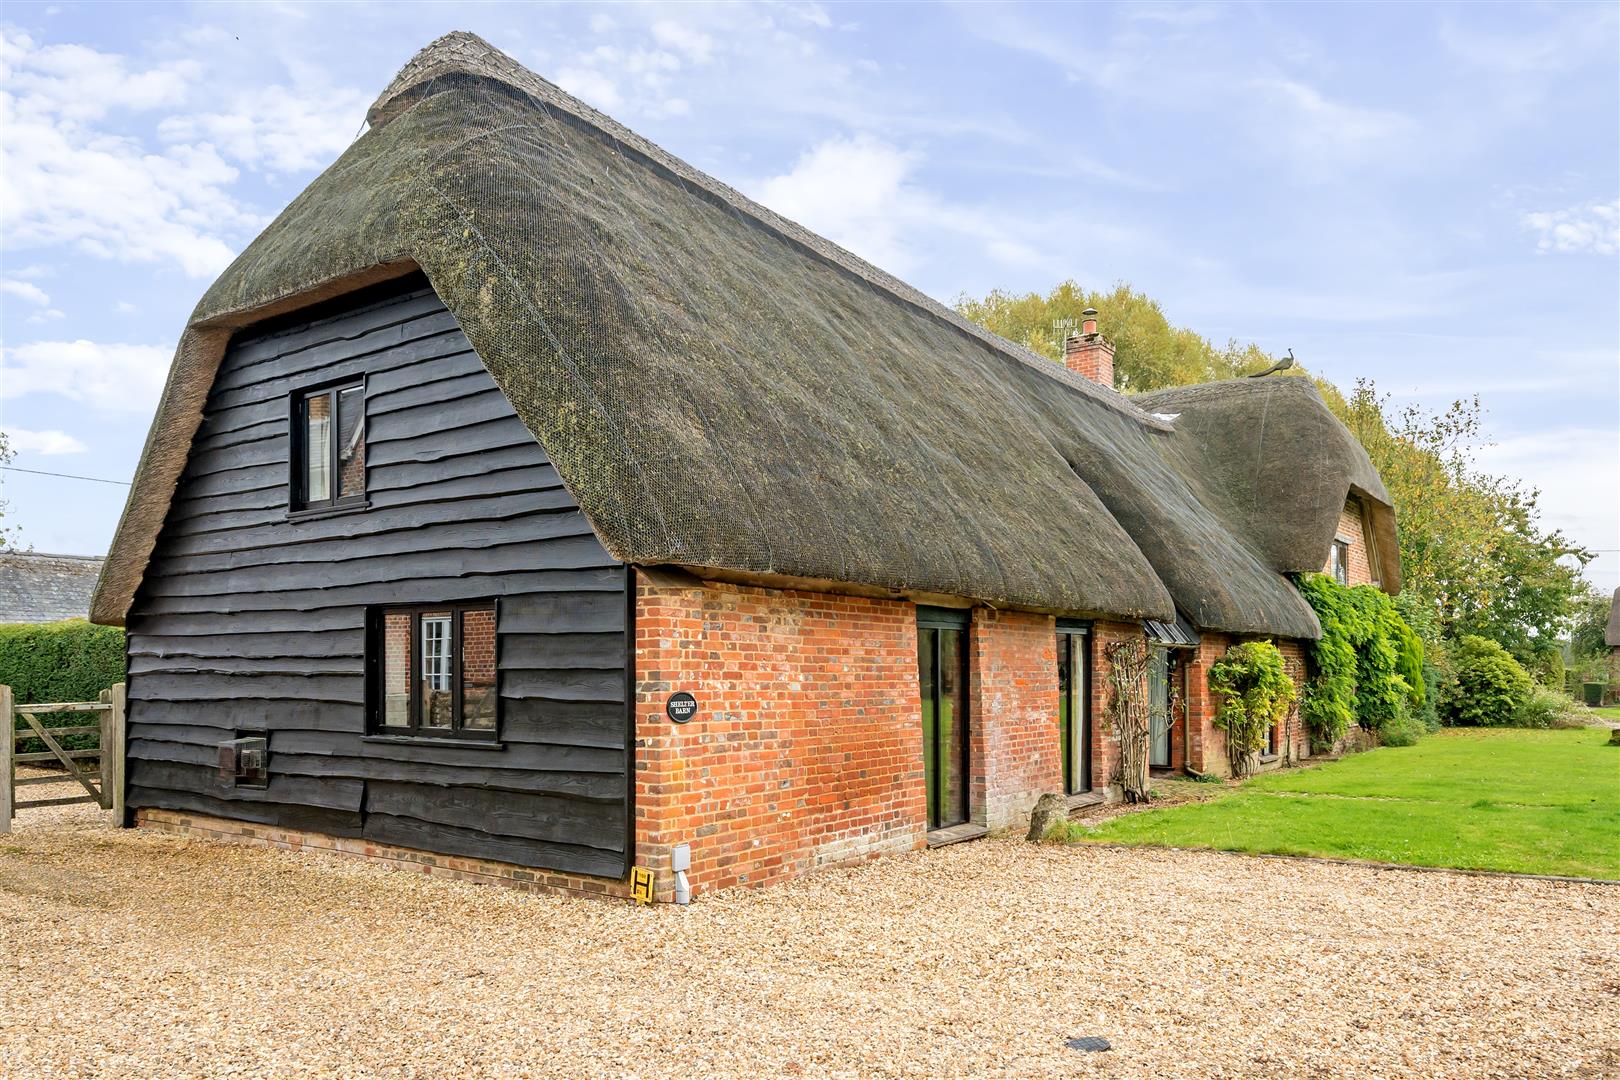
1589, 706, 1620, 722
1078, 728, 1620, 879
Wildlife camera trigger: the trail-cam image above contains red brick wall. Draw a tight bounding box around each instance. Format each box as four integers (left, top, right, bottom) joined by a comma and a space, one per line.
633, 578, 927, 900
1325, 498, 1377, 586
968, 608, 1060, 827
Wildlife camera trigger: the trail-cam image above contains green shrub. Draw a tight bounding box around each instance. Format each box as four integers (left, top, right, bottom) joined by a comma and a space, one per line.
1514, 685, 1587, 730
1207, 641, 1296, 777
1375, 710, 1425, 746
1295, 574, 1422, 751
1441, 635, 1533, 727
0, 619, 126, 752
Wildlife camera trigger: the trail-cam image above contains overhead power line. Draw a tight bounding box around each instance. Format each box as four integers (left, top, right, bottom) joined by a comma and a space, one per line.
1, 465, 131, 486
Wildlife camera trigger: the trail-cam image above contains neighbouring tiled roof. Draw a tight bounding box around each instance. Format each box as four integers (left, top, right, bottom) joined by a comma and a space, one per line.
0, 551, 105, 623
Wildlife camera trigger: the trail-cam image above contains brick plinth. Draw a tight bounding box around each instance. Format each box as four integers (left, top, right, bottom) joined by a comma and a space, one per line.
136, 808, 636, 900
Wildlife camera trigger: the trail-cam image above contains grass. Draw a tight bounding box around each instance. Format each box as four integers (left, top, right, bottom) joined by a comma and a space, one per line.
1076, 728, 1620, 879
1588, 705, 1620, 722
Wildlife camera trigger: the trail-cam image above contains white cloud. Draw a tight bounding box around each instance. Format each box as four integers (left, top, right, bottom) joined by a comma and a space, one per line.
0, 31, 256, 277
1440, 8, 1620, 74
0, 339, 172, 412
156, 83, 368, 174
1521, 199, 1620, 257
1252, 78, 1414, 162
5, 427, 88, 455
25, 307, 65, 324
1475, 426, 1620, 589
750, 134, 1068, 278
652, 21, 717, 64
554, 65, 624, 111
0, 29, 363, 279
114, 300, 137, 314
0, 279, 51, 306
0, 33, 198, 121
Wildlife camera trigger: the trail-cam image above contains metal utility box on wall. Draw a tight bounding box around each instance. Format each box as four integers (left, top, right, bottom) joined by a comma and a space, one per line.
218, 737, 268, 788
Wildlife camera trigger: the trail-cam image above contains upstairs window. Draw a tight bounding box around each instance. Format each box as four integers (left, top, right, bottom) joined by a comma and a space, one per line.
1328, 539, 1350, 586
293, 382, 365, 511
372, 604, 498, 740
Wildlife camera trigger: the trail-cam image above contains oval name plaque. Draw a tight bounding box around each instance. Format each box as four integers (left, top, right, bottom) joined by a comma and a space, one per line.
666, 691, 698, 724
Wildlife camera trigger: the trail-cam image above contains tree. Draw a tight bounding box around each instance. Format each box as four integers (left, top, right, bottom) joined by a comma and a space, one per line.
1326, 383, 1590, 669
954, 281, 1296, 392
1569, 587, 1615, 665
956, 283, 1593, 667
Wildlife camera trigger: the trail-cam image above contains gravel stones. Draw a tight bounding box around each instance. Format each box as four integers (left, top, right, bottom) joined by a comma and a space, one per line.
1, 788, 1614, 1079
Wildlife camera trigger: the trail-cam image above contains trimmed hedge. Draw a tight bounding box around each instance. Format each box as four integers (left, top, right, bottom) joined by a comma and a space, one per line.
0, 620, 126, 752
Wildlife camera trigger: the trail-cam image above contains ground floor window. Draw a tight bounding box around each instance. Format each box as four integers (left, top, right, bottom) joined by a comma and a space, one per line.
371, 603, 498, 739
917, 607, 970, 830
1056, 623, 1091, 794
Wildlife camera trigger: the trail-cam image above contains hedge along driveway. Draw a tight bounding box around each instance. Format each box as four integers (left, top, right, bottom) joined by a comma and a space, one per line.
1079, 729, 1620, 880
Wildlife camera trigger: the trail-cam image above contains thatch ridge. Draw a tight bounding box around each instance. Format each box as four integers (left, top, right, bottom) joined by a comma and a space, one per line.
92, 32, 1395, 641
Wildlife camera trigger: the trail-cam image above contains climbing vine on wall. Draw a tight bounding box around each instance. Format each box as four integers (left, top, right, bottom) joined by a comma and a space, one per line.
1104, 638, 1153, 803
1207, 641, 1296, 778
1295, 574, 1424, 751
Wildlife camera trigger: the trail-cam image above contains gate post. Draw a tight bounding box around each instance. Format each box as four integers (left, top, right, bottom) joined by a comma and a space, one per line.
110, 683, 128, 827
99, 688, 114, 812
1, 685, 13, 833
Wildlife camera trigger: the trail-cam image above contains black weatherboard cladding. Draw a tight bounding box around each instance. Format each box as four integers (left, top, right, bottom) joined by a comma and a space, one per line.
123, 276, 631, 877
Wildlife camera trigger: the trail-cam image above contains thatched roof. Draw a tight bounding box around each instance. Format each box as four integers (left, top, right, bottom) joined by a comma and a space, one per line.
1, 552, 104, 624
1606, 587, 1620, 649
92, 32, 1397, 640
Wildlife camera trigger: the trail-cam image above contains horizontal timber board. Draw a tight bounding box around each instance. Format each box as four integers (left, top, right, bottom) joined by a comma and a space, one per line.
362, 811, 625, 877
130, 787, 364, 836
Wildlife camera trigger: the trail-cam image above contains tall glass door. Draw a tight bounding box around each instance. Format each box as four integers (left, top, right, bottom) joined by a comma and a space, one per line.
1057, 627, 1091, 794
1148, 646, 1173, 768
918, 609, 969, 830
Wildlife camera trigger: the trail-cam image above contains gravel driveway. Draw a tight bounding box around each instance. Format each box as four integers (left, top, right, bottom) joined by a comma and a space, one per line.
1, 787, 1614, 1080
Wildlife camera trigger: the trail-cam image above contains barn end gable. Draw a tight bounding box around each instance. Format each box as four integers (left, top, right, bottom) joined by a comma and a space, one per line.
122, 275, 632, 876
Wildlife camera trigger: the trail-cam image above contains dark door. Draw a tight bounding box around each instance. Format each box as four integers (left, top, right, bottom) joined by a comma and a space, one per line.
917, 608, 970, 830
1057, 626, 1091, 794
1148, 646, 1173, 768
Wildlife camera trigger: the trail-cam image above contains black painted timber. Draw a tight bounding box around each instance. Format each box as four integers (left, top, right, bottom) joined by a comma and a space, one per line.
125, 275, 632, 878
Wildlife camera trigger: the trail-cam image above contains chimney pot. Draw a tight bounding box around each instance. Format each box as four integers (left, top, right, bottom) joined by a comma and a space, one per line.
1063, 309, 1115, 388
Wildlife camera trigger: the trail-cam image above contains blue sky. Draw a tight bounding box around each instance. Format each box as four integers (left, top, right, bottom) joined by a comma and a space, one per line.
2, 1, 1617, 592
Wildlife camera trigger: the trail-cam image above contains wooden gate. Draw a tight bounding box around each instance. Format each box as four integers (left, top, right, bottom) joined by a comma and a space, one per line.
0, 683, 126, 832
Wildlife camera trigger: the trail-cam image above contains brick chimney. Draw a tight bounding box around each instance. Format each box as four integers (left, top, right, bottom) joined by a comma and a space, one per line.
1063, 308, 1115, 388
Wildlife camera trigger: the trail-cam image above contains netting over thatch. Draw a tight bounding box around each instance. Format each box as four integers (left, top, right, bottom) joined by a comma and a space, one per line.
92, 32, 1397, 640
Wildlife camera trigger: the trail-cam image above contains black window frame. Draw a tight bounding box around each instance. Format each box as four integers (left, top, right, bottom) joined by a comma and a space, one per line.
290, 377, 367, 513
367, 601, 501, 742
916, 606, 972, 831
1056, 621, 1092, 796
